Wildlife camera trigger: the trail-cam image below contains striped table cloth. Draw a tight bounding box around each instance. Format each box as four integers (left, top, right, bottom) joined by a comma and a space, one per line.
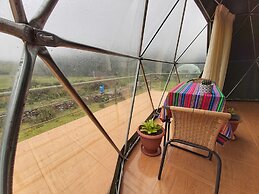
160, 82, 230, 145
166, 82, 225, 111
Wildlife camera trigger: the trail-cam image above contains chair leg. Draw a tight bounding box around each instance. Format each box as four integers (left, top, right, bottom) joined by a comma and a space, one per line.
167, 121, 170, 141
212, 151, 222, 194
208, 151, 213, 160
163, 122, 168, 147
158, 141, 171, 180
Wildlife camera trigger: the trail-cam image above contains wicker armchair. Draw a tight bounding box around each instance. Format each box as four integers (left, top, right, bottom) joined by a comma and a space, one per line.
158, 106, 231, 194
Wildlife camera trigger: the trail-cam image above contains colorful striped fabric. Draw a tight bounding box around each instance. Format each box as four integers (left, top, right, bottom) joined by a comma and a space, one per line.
166, 82, 225, 111
160, 81, 231, 145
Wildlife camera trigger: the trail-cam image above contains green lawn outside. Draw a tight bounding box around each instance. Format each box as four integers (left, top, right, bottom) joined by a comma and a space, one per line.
18, 100, 120, 141
0, 77, 173, 142
0, 75, 15, 91
0, 75, 98, 91
0, 74, 198, 142
30, 76, 96, 88
18, 109, 85, 141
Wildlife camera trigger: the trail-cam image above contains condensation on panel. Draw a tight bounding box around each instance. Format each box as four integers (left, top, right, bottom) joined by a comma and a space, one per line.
176, 0, 207, 63
142, 0, 185, 62
42, 0, 145, 57
0, 37, 23, 145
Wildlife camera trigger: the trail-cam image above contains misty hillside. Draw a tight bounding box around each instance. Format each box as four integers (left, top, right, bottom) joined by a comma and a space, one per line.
0, 52, 176, 78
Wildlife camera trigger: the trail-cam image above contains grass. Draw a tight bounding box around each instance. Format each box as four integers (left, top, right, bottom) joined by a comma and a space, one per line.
2, 74, 198, 142
32, 76, 95, 86
150, 80, 178, 92
18, 98, 123, 142
0, 74, 133, 142
2, 80, 169, 142
19, 109, 85, 141
0, 65, 201, 143
0, 75, 95, 91
30, 76, 95, 88
0, 75, 14, 91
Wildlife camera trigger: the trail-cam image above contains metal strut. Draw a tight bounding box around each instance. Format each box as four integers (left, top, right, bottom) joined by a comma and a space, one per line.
0, 1, 128, 193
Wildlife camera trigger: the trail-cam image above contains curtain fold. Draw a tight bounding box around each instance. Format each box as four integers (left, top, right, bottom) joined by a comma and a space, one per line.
202, 4, 235, 90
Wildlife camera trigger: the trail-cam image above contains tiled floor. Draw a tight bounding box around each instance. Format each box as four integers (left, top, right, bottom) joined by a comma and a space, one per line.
13, 91, 163, 194
122, 101, 259, 194
13, 94, 259, 194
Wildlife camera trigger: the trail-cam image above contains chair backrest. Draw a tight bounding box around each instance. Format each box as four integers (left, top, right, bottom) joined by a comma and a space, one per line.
169, 106, 231, 151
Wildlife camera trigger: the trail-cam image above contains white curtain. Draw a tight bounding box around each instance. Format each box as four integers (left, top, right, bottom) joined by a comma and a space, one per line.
202, 4, 235, 90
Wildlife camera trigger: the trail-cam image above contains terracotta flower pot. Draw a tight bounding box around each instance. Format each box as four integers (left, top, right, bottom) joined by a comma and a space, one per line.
137, 126, 165, 157
229, 118, 241, 140
230, 120, 240, 133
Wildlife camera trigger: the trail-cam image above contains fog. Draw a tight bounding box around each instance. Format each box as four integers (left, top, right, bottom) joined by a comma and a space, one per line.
0, 0, 207, 63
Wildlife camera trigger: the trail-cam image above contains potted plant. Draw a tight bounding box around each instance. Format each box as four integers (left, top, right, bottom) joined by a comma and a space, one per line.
227, 107, 241, 140
137, 119, 165, 157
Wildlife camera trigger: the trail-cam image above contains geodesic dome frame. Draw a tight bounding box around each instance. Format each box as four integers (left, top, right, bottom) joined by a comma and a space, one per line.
196, 0, 259, 100
0, 0, 258, 194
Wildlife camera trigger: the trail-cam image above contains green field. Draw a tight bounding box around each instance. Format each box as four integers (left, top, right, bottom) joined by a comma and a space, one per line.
18, 99, 124, 141
30, 76, 96, 88
0, 75, 15, 91
0, 73, 196, 142
0, 75, 97, 91
0, 59, 200, 143
0, 74, 137, 142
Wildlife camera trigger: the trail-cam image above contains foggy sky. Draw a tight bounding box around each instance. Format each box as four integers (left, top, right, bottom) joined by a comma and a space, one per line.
0, 0, 207, 63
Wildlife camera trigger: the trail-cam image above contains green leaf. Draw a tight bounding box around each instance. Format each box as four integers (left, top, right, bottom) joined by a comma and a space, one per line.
139, 119, 162, 135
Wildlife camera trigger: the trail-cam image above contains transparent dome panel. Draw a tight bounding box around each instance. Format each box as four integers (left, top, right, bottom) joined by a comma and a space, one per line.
176, 63, 204, 83
176, 29, 207, 64
142, 0, 179, 46
47, 47, 139, 148
142, 0, 207, 63
17, 56, 74, 142
13, 47, 132, 193
142, 0, 185, 62
40, 0, 145, 57
22, 0, 45, 21
128, 64, 154, 139
142, 60, 178, 108
0, 0, 15, 20
0, 33, 23, 146
176, 0, 207, 63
